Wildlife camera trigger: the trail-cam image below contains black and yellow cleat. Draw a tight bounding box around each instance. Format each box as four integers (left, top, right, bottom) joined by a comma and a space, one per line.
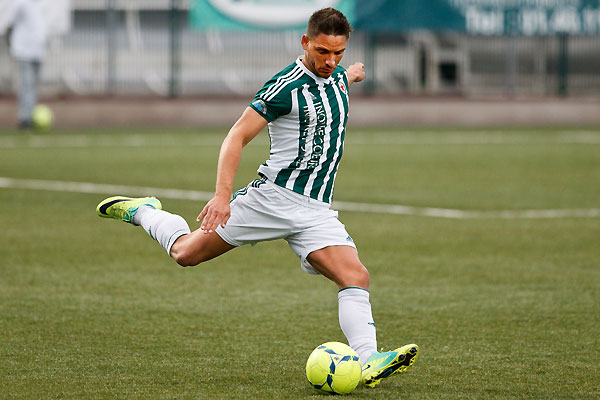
96, 196, 162, 224
361, 344, 419, 388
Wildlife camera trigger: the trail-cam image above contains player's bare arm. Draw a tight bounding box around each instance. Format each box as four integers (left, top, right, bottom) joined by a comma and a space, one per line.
347, 62, 365, 85
197, 107, 268, 233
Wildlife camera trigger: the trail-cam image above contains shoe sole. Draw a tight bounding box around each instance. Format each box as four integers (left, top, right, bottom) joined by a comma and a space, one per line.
362, 344, 419, 388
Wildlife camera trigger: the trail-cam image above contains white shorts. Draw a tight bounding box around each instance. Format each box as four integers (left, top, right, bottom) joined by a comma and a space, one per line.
216, 178, 356, 275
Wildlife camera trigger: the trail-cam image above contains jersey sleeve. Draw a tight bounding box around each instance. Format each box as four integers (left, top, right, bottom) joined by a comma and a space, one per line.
248, 75, 293, 123
342, 69, 350, 91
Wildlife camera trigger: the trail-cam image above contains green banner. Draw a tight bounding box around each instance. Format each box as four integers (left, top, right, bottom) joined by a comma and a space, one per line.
190, 0, 600, 35
190, 0, 356, 31
354, 0, 600, 35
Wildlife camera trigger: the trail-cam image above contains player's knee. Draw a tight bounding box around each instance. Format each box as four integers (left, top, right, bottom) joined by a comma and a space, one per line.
172, 250, 192, 267
340, 263, 369, 289
170, 241, 201, 267
354, 264, 370, 288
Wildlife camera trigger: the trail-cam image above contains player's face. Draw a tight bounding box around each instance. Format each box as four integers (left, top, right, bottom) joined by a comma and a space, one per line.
301, 33, 347, 78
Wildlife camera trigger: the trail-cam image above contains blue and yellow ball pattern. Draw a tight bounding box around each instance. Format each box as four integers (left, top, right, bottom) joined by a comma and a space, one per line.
306, 342, 361, 395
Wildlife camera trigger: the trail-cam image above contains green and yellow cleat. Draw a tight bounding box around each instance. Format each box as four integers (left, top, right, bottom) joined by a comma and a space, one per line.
96, 196, 162, 224
361, 344, 419, 388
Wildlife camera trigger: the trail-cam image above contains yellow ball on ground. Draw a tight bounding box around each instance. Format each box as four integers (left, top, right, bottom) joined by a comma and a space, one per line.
306, 342, 362, 395
32, 104, 54, 132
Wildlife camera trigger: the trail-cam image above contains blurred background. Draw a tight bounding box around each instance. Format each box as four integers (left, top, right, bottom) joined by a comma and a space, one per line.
1, 0, 599, 128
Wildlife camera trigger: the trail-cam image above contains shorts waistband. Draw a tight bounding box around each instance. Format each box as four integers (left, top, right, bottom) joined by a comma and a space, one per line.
263, 179, 331, 210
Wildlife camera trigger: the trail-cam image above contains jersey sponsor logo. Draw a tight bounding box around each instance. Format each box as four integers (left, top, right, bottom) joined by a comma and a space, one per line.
252, 99, 268, 115
303, 99, 327, 168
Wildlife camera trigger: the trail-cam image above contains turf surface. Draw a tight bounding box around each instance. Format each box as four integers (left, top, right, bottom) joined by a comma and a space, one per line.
1, 128, 599, 399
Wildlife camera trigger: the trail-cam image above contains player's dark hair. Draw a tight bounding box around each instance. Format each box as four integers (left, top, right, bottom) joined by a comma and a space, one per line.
306, 8, 352, 39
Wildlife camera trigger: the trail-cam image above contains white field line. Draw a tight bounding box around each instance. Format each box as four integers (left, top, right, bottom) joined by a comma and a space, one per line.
0, 177, 214, 202
347, 131, 600, 145
1, 177, 598, 219
1, 131, 600, 148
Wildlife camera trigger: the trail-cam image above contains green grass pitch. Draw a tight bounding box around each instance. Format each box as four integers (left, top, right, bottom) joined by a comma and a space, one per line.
1, 127, 599, 399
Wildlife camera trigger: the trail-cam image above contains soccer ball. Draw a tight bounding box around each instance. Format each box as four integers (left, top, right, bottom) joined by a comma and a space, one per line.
306, 342, 362, 395
32, 104, 54, 132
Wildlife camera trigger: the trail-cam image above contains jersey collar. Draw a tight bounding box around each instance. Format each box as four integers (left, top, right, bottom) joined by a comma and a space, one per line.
296, 56, 334, 85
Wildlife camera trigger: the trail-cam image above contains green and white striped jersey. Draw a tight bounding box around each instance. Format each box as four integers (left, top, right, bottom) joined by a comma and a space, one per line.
249, 56, 350, 204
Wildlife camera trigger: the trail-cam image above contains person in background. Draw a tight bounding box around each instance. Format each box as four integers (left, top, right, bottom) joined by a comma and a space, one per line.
6, 0, 47, 129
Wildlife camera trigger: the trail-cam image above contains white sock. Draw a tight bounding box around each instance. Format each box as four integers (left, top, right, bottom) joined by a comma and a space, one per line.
132, 206, 191, 254
338, 287, 378, 366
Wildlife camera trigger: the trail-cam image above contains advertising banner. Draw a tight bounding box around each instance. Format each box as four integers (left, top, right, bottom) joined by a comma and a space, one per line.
190, 0, 600, 35
190, 0, 355, 31
354, 0, 600, 35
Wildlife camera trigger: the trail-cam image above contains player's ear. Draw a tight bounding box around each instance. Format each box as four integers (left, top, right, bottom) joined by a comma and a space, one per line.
301, 34, 309, 50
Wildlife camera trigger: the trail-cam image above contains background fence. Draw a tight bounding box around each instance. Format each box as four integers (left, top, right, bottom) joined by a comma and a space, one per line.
1, 0, 599, 98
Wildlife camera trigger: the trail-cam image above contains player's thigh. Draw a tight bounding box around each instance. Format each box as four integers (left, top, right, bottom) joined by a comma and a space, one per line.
306, 245, 370, 290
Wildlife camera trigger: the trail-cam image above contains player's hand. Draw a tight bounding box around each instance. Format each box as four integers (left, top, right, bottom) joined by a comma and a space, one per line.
197, 195, 231, 233
347, 62, 365, 85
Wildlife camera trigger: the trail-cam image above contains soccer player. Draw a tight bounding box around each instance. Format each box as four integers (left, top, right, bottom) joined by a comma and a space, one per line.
97, 8, 418, 388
